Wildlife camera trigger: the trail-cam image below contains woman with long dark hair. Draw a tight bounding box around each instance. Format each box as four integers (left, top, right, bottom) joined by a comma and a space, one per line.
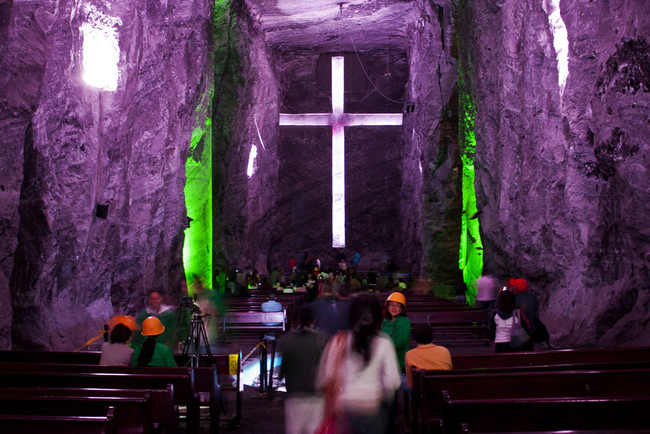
489, 289, 519, 353
317, 293, 401, 433
132, 316, 177, 367
100, 322, 134, 366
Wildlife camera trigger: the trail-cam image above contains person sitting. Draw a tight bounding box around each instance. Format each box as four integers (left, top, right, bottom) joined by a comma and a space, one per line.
405, 324, 452, 389
261, 294, 283, 326
100, 322, 134, 366
132, 316, 177, 367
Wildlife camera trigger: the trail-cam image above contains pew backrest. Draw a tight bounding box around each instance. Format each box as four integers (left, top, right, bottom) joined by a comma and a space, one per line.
442, 396, 650, 434
0, 407, 117, 434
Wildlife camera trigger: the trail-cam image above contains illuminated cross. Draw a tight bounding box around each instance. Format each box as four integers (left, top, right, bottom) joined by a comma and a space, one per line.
279, 56, 403, 248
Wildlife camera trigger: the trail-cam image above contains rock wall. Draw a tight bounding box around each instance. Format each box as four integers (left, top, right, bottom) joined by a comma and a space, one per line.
403, 0, 460, 283
1, 0, 212, 350
465, 0, 649, 347
218, 2, 280, 275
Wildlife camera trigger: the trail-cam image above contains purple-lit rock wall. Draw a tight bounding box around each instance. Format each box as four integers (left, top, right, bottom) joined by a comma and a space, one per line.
0, 0, 212, 350
403, 0, 460, 282
466, 0, 649, 346
217, 3, 281, 274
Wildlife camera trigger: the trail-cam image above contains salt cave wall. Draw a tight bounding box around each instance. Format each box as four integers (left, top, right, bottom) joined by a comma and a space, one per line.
215, 1, 281, 275
403, 0, 461, 283
0, 0, 212, 350
464, 0, 649, 347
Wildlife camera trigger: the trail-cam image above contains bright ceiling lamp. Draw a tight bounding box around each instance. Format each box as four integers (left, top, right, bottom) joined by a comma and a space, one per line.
81, 9, 121, 91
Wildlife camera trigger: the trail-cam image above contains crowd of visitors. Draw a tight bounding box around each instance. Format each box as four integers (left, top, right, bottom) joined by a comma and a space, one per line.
96, 250, 549, 433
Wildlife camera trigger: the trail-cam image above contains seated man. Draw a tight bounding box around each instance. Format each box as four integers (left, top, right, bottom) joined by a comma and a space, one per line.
261, 294, 283, 326
405, 323, 453, 389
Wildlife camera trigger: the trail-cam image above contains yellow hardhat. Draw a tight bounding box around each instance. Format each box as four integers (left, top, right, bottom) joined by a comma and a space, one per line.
108, 315, 138, 331
141, 316, 165, 336
386, 291, 406, 308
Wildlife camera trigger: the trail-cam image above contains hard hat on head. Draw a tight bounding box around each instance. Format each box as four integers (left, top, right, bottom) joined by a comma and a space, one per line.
508, 278, 529, 294
141, 316, 165, 336
386, 291, 406, 308
109, 315, 138, 331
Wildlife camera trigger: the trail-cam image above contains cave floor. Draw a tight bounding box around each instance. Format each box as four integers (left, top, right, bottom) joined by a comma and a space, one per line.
194, 341, 497, 433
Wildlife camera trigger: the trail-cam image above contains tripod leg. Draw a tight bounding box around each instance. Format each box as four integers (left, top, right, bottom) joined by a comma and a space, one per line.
198, 320, 213, 359
259, 333, 267, 394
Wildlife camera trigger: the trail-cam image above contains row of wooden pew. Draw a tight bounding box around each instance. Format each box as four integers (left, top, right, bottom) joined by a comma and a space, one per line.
0, 350, 243, 433
375, 292, 490, 348
410, 346, 650, 433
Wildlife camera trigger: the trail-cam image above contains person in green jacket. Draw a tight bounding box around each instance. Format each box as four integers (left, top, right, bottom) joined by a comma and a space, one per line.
380, 291, 411, 372
132, 316, 177, 367
381, 291, 411, 433
133, 289, 178, 352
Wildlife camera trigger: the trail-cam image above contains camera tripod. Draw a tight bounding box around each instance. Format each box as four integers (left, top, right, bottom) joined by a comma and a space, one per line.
182, 310, 213, 367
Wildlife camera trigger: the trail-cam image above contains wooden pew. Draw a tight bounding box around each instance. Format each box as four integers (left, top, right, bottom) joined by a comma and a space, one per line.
0, 406, 117, 434
177, 353, 243, 427
406, 310, 490, 347
0, 349, 101, 364
451, 346, 650, 369
0, 386, 176, 433
0, 365, 200, 433
0, 392, 153, 434
0, 350, 234, 430
221, 309, 287, 333
412, 367, 650, 434
442, 396, 650, 433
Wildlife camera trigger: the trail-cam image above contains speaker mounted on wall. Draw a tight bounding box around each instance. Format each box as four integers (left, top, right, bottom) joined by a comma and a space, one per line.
95, 203, 109, 219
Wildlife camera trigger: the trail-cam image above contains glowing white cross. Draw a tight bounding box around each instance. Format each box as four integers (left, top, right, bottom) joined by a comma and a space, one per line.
279, 56, 403, 248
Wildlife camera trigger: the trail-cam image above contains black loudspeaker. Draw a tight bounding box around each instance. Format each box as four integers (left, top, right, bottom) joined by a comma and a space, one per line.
96, 203, 109, 219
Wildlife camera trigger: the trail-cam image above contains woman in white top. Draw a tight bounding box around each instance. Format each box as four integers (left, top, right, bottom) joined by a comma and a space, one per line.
100, 323, 134, 366
489, 289, 518, 353
317, 293, 401, 433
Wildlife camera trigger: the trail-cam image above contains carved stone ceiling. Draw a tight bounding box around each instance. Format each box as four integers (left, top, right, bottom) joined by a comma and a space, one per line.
243, 0, 417, 51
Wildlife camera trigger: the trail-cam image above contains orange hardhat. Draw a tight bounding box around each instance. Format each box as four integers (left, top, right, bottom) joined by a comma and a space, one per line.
386, 291, 406, 308
108, 315, 138, 331
141, 316, 165, 336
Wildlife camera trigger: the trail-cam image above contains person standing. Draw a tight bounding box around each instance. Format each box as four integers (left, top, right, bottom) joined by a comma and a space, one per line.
381, 292, 411, 372
134, 289, 178, 352
317, 293, 401, 433
380, 291, 411, 432
509, 278, 539, 351
279, 305, 328, 434
352, 251, 361, 266
475, 275, 499, 310
489, 289, 519, 353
